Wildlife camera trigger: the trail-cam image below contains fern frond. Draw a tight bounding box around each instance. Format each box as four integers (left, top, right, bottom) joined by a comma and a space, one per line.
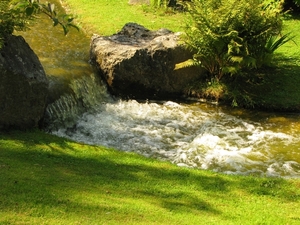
229, 56, 244, 64
243, 56, 257, 68
222, 66, 239, 75
174, 59, 200, 70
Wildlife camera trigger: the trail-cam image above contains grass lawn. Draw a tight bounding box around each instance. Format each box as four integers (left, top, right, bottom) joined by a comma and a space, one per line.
60, 0, 185, 36
1, 130, 300, 224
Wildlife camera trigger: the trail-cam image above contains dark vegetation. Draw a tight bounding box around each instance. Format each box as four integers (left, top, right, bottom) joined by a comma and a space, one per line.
284, 0, 300, 12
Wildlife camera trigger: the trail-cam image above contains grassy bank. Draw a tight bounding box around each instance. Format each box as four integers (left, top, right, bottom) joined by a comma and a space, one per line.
1, 130, 300, 224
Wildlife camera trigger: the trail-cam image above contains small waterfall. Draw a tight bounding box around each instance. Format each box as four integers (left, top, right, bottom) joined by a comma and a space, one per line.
43, 73, 112, 130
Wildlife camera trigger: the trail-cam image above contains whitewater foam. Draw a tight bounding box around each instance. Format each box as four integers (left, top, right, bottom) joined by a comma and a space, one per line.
51, 100, 300, 178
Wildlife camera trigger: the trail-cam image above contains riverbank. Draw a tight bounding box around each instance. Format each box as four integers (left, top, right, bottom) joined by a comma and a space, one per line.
1, 130, 300, 224
61, 0, 300, 111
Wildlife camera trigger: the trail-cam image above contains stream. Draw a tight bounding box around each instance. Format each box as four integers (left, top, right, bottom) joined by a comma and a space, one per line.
19, 0, 300, 178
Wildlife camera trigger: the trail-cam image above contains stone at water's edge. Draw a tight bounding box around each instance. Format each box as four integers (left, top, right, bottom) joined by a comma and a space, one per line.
0, 35, 49, 130
90, 23, 203, 100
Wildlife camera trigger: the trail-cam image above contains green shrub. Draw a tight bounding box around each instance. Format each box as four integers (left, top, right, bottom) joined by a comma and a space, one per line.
177, 0, 285, 81
175, 0, 293, 104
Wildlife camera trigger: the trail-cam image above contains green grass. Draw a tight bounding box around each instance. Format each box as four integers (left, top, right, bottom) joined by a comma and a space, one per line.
61, 0, 185, 36
0, 130, 300, 224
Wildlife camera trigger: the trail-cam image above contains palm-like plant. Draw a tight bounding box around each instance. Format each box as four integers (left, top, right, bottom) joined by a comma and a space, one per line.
259, 33, 295, 67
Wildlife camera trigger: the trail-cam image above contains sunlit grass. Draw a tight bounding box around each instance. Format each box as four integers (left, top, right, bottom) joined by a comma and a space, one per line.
61, 0, 185, 36
278, 14, 300, 63
1, 130, 300, 224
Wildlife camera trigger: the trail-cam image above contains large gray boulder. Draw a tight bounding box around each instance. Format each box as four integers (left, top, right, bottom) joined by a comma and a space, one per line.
90, 23, 203, 100
0, 35, 49, 130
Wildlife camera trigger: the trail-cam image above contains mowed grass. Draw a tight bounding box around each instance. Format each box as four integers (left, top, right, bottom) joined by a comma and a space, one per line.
60, 0, 185, 36
0, 130, 300, 225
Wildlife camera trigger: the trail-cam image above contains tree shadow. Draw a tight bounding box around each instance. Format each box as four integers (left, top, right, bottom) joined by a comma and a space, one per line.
227, 53, 300, 111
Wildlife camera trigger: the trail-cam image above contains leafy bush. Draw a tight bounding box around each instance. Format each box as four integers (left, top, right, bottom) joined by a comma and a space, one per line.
177, 0, 285, 81
0, 0, 78, 48
175, 0, 293, 103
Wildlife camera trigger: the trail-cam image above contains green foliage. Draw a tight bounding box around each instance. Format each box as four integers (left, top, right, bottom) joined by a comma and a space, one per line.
178, 0, 285, 82
59, 0, 300, 110
0, 0, 14, 46
199, 78, 228, 101
175, 0, 296, 105
0, 0, 78, 49
61, 0, 185, 36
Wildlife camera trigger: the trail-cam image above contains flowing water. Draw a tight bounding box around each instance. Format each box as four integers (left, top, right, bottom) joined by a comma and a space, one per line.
19, 0, 300, 178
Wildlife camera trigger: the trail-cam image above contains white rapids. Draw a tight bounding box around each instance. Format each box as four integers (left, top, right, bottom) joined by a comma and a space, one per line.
51, 99, 300, 178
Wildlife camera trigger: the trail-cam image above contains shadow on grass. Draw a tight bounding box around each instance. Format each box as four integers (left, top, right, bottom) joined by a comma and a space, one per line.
0, 130, 299, 223
257, 60, 300, 110
0, 131, 221, 216
228, 54, 300, 111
